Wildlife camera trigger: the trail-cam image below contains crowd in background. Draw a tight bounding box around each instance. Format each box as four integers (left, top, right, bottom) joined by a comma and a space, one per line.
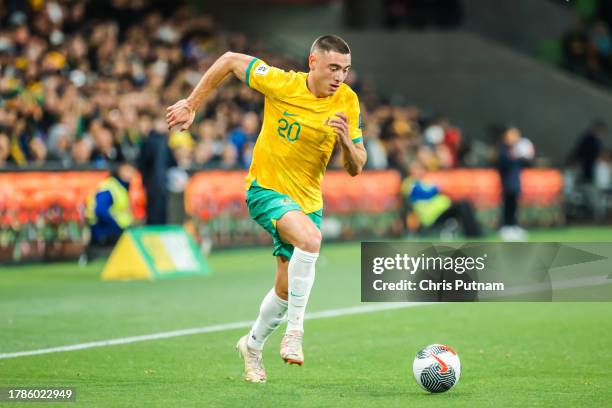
561, 0, 612, 87
0, 0, 264, 170
0, 0, 610, 237
0, 0, 476, 178
558, 0, 612, 223
0, 1, 608, 186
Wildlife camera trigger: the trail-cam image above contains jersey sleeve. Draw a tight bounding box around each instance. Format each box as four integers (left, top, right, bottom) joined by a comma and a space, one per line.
346, 91, 363, 144
246, 58, 294, 99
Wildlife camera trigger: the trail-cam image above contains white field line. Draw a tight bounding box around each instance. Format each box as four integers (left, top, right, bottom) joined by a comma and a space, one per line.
2, 276, 608, 361
0, 303, 430, 360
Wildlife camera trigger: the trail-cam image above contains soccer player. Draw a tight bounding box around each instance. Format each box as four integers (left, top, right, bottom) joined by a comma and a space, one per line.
166, 35, 367, 383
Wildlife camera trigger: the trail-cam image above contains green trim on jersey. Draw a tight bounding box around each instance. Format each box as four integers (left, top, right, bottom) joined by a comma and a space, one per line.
245, 57, 258, 88
352, 136, 363, 144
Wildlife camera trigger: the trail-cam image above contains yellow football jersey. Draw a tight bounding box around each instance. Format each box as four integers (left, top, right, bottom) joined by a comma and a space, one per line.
245, 57, 363, 214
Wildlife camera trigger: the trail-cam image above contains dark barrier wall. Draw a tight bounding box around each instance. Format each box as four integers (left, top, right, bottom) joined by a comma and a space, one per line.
461, 0, 574, 56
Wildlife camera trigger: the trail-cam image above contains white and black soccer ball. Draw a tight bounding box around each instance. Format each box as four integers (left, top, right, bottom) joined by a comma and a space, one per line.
413, 344, 461, 393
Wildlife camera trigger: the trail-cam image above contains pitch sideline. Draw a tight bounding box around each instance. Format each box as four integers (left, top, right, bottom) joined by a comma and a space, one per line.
0, 303, 433, 360
3, 275, 607, 360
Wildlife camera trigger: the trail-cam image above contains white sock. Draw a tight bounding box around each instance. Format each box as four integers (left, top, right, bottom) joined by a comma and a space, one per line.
286, 247, 318, 333
247, 288, 288, 350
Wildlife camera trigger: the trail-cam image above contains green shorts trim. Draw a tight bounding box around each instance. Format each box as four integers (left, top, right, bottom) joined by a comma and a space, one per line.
246, 180, 322, 259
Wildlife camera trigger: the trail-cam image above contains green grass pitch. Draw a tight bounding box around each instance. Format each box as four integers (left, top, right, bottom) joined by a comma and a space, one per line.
1, 226, 612, 407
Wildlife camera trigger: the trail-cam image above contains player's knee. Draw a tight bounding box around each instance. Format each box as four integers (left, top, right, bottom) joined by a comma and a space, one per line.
296, 228, 321, 253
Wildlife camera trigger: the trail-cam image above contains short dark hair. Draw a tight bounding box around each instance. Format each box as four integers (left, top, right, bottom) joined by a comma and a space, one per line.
310, 35, 350, 55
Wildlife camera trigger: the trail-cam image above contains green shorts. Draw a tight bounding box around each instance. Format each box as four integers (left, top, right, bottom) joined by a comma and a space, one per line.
246, 180, 322, 260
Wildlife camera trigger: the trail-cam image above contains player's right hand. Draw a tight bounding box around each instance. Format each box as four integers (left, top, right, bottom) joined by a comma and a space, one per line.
166, 99, 196, 131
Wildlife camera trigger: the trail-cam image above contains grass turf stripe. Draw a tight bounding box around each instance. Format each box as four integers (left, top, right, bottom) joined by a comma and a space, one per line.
0, 303, 432, 360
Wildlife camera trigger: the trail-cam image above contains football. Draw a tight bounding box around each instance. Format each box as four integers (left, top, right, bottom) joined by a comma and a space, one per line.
413, 344, 461, 393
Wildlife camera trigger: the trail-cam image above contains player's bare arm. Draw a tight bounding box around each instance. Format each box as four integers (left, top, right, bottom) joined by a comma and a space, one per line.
329, 112, 367, 176
166, 52, 254, 130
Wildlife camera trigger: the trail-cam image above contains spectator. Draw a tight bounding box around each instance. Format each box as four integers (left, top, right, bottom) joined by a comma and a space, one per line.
138, 118, 175, 225
85, 159, 136, 245
71, 137, 92, 166
497, 126, 532, 241
568, 120, 608, 183
594, 150, 612, 191
220, 144, 240, 170
560, 5, 612, 88
567, 120, 610, 220
228, 111, 259, 168
591, 22, 611, 75
562, 19, 589, 76
169, 131, 195, 167
90, 123, 120, 167
0, 131, 11, 166
193, 138, 214, 167
47, 123, 72, 167
401, 160, 482, 238
83, 159, 136, 264
363, 120, 388, 170
28, 136, 47, 166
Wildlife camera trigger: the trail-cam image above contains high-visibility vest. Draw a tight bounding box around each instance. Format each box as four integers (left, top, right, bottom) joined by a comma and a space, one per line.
413, 195, 452, 227
402, 178, 452, 227
86, 177, 133, 228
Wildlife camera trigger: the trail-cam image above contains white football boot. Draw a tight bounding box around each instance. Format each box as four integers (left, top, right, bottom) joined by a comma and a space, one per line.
280, 330, 304, 365
236, 335, 266, 383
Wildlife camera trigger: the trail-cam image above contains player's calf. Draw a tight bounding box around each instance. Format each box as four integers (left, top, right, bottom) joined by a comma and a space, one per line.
276, 212, 321, 366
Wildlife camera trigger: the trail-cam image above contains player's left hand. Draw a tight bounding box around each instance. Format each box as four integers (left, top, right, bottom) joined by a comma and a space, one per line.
166, 99, 196, 131
329, 112, 350, 143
